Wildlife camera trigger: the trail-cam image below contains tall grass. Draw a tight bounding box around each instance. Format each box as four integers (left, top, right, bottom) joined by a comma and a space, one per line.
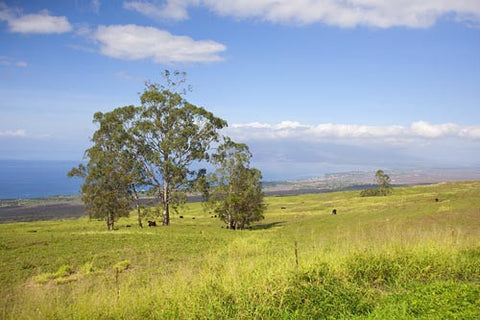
1, 181, 479, 319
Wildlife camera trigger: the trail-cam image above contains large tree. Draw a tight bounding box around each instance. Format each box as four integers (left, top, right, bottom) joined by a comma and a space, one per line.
205, 138, 266, 230
134, 71, 227, 226
70, 71, 228, 227
68, 108, 142, 230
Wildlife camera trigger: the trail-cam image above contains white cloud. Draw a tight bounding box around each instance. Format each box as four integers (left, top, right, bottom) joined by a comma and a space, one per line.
227, 121, 480, 142
0, 129, 27, 137
0, 56, 28, 68
125, 0, 480, 28
0, 4, 72, 34
231, 122, 271, 129
310, 123, 406, 138
275, 121, 309, 130
0, 2, 15, 21
409, 121, 459, 138
459, 126, 480, 139
92, 0, 101, 14
124, 0, 198, 21
93, 24, 226, 63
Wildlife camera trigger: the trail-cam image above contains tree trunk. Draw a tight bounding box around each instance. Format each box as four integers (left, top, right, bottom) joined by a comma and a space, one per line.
162, 181, 170, 226
227, 181, 234, 229
226, 209, 233, 229
107, 211, 114, 230
132, 185, 143, 228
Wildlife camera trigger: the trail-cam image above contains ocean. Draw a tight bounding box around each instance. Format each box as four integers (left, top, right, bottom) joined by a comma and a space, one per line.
0, 160, 84, 199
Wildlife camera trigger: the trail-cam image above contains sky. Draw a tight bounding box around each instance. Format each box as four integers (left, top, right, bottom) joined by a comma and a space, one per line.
1, 0, 479, 179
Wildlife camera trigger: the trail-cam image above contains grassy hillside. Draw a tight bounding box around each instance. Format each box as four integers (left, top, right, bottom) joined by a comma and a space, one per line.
1, 181, 479, 319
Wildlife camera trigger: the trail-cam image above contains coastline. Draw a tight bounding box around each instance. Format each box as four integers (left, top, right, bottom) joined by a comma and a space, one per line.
2, 167, 479, 223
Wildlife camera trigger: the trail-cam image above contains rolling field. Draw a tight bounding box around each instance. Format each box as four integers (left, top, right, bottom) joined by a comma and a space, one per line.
1, 181, 479, 319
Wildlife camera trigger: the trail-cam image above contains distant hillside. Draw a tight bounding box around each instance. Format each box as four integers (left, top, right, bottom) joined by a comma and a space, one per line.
263, 168, 480, 194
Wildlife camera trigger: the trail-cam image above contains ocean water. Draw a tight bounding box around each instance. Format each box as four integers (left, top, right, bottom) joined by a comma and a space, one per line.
0, 160, 84, 199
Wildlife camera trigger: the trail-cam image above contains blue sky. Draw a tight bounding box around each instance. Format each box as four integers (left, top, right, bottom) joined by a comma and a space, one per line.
1, 0, 479, 179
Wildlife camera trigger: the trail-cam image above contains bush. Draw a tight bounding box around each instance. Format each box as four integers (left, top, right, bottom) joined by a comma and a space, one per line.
360, 187, 391, 197
113, 260, 131, 273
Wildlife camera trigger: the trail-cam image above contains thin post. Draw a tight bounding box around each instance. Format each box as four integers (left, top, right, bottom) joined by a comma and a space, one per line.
294, 241, 299, 267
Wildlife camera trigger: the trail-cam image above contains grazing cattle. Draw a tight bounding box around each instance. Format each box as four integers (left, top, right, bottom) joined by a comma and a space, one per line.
332, 209, 337, 215
179, 216, 184, 219
281, 206, 287, 209
192, 217, 195, 220
126, 224, 131, 228
147, 220, 157, 227
214, 215, 217, 218
435, 198, 439, 202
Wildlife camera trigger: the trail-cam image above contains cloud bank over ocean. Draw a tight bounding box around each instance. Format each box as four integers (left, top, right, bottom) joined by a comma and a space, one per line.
224, 120, 480, 179
228, 120, 480, 142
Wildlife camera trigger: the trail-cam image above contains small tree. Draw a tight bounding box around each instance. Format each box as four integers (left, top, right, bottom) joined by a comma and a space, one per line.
68, 109, 138, 230
360, 169, 392, 197
375, 169, 392, 195
205, 138, 266, 230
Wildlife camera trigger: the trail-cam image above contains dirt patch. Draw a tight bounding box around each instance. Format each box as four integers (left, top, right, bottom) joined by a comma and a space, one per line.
0, 203, 85, 223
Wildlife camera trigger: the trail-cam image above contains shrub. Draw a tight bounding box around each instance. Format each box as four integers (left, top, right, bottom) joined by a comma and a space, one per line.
360, 187, 391, 197
113, 260, 131, 273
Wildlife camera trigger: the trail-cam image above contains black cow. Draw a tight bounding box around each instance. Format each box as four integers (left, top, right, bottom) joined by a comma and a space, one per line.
332, 209, 337, 215
148, 220, 157, 227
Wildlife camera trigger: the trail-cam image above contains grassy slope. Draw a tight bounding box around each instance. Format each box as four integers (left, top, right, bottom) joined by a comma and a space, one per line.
0, 181, 479, 319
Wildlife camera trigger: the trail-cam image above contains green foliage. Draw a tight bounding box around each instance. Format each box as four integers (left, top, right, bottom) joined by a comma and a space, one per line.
113, 260, 131, 273
205, 138, 266, 229
375, 169, 391, 189
134, 71, 227, 226
68, 107, 140, 230
279, 264, 375, 318
360, 187, 390, 197
373, 281, 480, 319
69, 70, 228, 228
34, 264, 75, 284
360, 169, 392, 197
80, 261, 95, 275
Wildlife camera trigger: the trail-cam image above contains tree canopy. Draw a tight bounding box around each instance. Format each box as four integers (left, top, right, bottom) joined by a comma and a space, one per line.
133, 71, 227, 225
67, 107, 141, 230
360, 169, 392, 197
69, 71, 230, 229
204, 138, 266, 230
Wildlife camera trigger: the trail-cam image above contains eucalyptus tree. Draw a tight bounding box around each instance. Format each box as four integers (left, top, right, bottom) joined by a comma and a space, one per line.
134, 71, 227, 226
205, 138, 266, 230
375, 169, 392, 196
68, 107, 143, 230
360, 169, 392, 197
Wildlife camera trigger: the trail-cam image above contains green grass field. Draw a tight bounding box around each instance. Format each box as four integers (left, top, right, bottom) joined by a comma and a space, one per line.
1, 181, 479, 319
